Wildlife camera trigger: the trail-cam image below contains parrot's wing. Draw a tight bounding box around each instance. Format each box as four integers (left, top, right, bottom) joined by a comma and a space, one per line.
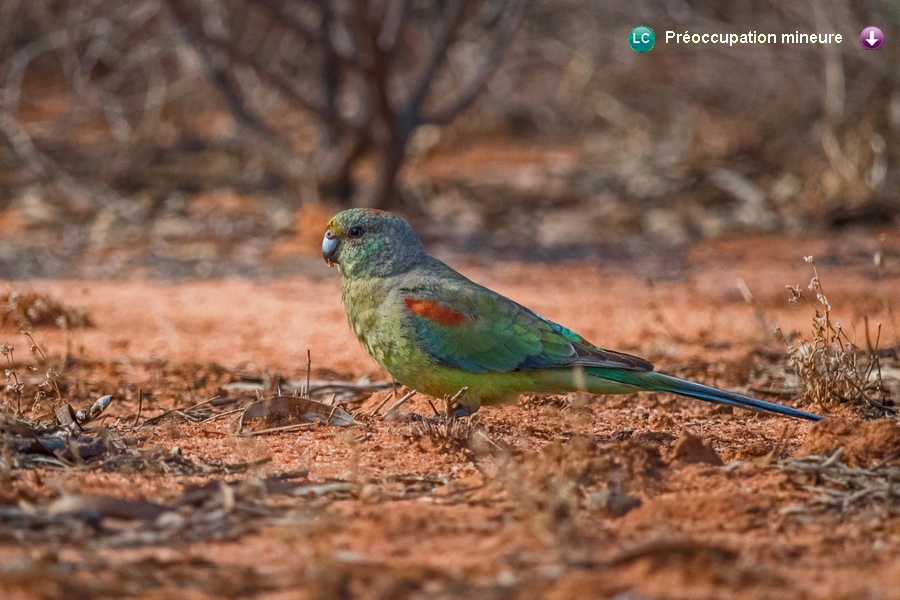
399, 280, 652, 374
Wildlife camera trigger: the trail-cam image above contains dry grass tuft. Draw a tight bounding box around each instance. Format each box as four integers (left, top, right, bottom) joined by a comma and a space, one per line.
1, 291, 91, 330
1, 335, 64, 417
779, 257, 889, 410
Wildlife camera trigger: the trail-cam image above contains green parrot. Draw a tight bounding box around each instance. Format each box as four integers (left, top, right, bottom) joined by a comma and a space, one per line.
322, 208, 821, 422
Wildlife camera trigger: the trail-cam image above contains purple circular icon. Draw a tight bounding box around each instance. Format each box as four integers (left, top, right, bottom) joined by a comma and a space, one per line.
861, 26, 884, 50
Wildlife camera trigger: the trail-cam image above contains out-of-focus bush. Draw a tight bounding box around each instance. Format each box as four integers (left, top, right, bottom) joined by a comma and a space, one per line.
0, 0, 896, 269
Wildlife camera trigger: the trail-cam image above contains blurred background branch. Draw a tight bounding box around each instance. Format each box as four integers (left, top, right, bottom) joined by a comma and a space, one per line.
165, 0, 526, 208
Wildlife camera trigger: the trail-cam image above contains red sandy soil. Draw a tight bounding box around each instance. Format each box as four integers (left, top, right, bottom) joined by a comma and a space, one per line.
1, 228, 899, 599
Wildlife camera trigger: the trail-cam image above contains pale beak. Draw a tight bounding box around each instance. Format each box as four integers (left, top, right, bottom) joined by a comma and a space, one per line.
322, 230, 339, 266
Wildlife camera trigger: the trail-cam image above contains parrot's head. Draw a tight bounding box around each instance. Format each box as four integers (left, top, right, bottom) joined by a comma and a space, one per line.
323, 209, 426, 279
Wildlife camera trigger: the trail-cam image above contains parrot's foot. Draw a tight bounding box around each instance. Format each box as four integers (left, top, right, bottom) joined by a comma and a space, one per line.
406, 402, 479, 423
404, 388, 477, 423
452, 403, 480, 419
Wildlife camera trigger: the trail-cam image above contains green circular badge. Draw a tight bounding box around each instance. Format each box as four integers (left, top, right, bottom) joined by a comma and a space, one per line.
629, 25, 655, 53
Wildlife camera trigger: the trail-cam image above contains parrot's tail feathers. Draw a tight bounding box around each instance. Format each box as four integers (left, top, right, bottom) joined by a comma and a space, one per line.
592, 369, 823, 422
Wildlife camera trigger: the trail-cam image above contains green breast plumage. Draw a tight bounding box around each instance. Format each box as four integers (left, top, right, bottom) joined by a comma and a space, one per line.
341, 275, 433, 382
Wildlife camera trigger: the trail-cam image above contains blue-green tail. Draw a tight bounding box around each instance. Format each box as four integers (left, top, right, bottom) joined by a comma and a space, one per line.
588, 369, 822, 422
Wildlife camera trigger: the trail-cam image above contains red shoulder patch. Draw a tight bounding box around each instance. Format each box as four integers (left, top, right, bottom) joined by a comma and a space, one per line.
404, 297, 467, 326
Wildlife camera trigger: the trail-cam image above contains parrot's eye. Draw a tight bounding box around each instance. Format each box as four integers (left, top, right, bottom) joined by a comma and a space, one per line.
348, 226, 364, 238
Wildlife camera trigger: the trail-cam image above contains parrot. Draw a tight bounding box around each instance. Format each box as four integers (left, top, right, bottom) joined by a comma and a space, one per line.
322, 208, 822, 422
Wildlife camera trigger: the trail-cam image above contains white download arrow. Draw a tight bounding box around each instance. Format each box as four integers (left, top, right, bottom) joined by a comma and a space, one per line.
867, 30, 879, 46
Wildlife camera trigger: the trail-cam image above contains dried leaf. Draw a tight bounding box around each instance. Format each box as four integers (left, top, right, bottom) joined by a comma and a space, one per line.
238, 396, 361, 432
55, 404, 80, 430
87, 395, 113, 421
289, 481, 359, 498
47, 494, 166, 521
